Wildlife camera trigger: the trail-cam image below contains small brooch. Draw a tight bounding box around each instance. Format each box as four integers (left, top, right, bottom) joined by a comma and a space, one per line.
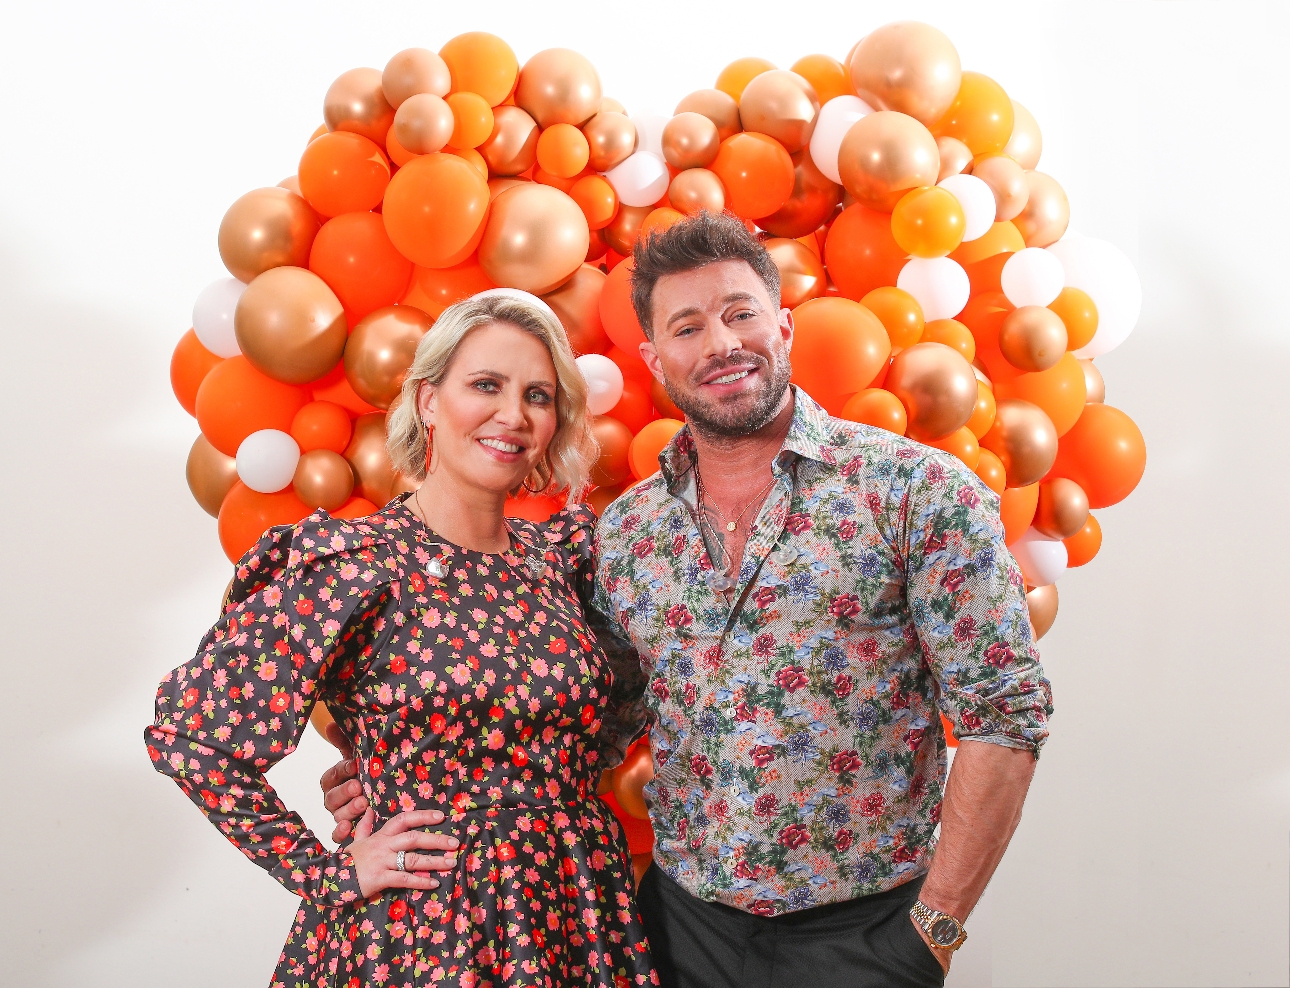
425, 556, 447, 580
525, 556, 548, 582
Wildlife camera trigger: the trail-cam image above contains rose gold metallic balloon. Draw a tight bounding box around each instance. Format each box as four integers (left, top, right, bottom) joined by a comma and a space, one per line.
344, 305, 434, 409
345, 412, 396, 505
603, 203, 651, 255
1013, 171, 1069, 247
661, 112, 721, 170
293, 449, 356, 511
1026, 583, 1058, 639
392, 93, 455, 155
234, 267, 347, 384
1003, 100, 1042, 170
999, 306, 1068, 371
488, 176, 531, 201
390, 472, 418, 497
382, 48, 451, 108
738, 70, 820, 153
478, 184, 590, 294
849, 22, 962, 126
884, 341, 977, 441
765, 238, 826, 307
600, 97, 627, 114
323, 67, 395, 145
1034, 477, 1089, 539
675, 89, 742, 141
218, 187, 320, 284
972, 155, 1028, 221
590, 415, 634, 487
1079, 359, 1105, 403
542, 264, 610, 354
759, 150, 843, 238
479, 105, 540, 176
516, 48, 602, 128
837, 110, 940, 210
583, 111, 636, 172
186, 434, 238, 517
277, 175, 303, 196
980, 398, 1058, 487
611, 742, 654, 820
668, 169, 726, 217
936, 136, 974, 181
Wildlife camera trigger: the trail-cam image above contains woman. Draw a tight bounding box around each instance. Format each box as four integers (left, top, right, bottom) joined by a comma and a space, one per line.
147, 290, 657, 988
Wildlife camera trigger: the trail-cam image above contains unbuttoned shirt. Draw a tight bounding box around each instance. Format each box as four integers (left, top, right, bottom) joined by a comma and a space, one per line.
587, 389, 1053, 915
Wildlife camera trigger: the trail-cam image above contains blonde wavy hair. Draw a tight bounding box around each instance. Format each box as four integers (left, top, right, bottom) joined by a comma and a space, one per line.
386, 290, 597, 499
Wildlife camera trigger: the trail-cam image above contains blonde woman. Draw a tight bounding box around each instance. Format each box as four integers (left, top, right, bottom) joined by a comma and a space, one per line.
146, 290, 658, 987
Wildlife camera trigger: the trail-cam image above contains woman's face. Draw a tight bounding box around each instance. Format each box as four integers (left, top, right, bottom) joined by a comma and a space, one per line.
417, 321, 561, 497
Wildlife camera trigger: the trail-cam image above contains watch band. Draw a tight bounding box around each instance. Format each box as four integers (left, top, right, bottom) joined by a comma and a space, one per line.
910, 899, 968, 951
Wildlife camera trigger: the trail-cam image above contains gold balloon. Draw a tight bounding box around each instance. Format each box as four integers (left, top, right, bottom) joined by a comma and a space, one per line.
382, 48, 451, 107
1079, 359, 1105, 403
488, 176, 531, 200
600, 96, 627, 114
1013, 171, 1069, 247
323, 67, 395, 145
603, 203, 651, 256
515, 48, 602, 128
1004, 100, 1042, 170
668, 169, 726, 217
542, 264, 609, 354
479, 105, 540, 176
765, 238, 826, 308
478, 184, 590, 294
590, 415, 634, 487
1034, 477, 1089, 539
583, 111, 637, 172
218, 187, 320, 284
936, 136, 974, 181
309, 701, 337, 741
972, 154, 1028, 221
277, 175, 303, 196
837, 110, 940, 210
738, 70, 820, 153
390, 472, 418, 498
345, 412, 396, 505
392, 93, 455, 155
999, 306, 1068, 371
980, 398, 1058, 487
293, 449, 356, 511
345, 305, 433, 409
849, 21, 962, 126
675, 88, 742, 141
661, 112, 721, 170
611, 742, 654, 820
759, 150, 843, 238
1026, 584, 1058, 640
186, 434, 238, 517
885, 342, 977, 441
234, 266, 347, 384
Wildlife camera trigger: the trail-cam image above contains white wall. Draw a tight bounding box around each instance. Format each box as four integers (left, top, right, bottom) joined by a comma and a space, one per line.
1, 2, 1286, 984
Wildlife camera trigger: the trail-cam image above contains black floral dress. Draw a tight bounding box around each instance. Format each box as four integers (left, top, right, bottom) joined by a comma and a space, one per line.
146, 498, 657, 988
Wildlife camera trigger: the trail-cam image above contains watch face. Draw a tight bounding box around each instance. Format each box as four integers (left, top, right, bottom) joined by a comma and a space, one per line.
930, 917, 961, 946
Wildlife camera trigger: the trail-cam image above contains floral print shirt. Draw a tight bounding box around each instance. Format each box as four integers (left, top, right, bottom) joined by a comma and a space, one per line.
587, 389, 1053, 915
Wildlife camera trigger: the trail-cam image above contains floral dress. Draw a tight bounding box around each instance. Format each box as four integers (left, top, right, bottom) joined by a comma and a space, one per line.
146, 498, 657, 988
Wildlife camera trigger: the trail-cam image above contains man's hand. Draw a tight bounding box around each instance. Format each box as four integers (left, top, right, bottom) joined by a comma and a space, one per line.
910, 915, 952, 975
319, 722, 375, 843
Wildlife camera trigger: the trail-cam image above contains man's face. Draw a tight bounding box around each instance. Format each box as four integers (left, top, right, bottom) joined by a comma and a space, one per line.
639, 259, 794, 438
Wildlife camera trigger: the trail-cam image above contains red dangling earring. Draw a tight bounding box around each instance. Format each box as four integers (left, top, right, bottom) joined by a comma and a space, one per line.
424, 424, 434, 475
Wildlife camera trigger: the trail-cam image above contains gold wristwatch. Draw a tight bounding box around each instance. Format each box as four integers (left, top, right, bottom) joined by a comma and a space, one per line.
910, 900, 968, 951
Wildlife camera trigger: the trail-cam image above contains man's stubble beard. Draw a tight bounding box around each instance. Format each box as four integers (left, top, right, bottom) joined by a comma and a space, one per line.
660, 347, 793, 441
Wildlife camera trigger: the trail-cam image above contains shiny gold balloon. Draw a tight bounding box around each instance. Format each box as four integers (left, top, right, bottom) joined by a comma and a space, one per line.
277, 175, 304, 196
661, 112, 721, 170
186, 434, 238, 517
999, 306, 1068, 371
668, 169, 726, 217
392, 92, 455, 155
1034, 477, 1089, 539
478, 184, 590, 294
516, 48, 602, 128
849, 21, 962, 126
837, 110, 940, 210
675, 88, 742, 141
885, 342, 977, 441
583, 111, 637, 172
542, 264, 609, 354
738, 70, 820, 153
971, 154, 1028, 221
765, 238, 826, 307
293, 449, 356, 511
590, 415, 634, 487
323, 67, 395, 145
382, 48, 451, 107
1026, 584, 1058, 639
600, 96, 627, 114
1013, 171, 1069, 247
234, 266, 347, 384
345, 412, 396, 505
1079, 359, 1105, 403
603, 203, 651, 255
488, 176, 531, 200
218, 187, 320, 284
1004, 100, 1042, 170
345, 306, 434, 409
611, 742, 654, 820
980, 398, 1058, 487
309, 701, 336, 740
935, 136, 974, 181
477, 105, 540, 176
390, 472, 418, 498
759, 150, 843, 238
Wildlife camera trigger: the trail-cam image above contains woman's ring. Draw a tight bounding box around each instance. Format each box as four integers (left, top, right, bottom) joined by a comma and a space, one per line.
395, 850, 407, 872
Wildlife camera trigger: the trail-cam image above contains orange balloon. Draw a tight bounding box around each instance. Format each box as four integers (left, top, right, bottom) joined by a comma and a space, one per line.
308, 211, 414, 325
291, 400, 352, 453
890, 186, 965, 257
640, 207, 686, 240
1064, 513, 1103, 567
591, 416, 634, 487
629, 419, 685, 479
790, 54, 853, 105
715, 56, 776, 100
993, 352, 1087, 436
825, 204, 909, 301
600, 258, 647, 352
448, 146, 490, 180
218, 482, 311, 562
790, 297, 892, 415
759, 150, 843, 239
385, 126, 418, 167
921, 318, 975, 362
298, 132, 391, 217
949, 220, 1025, 266
860, 287, 924, 348
536, 123, 591, 178
382, 152, 491, 268
310, 364, 379, 416
333, 496, 380, 519
709, 132, 795, 219
611, 739, 656, 820
933, 72, 1014, 156
440, 32, 519, 106
607, 376, 656, 434
966, 380, 996, 438
840, 388, 907, 435
1048, 404, 1146, 508
925, 426, 980, 470
999, 483, 1038, 545
413, 255, 497, 317
445, 91, 494, 149
543, 263, 610, 354
504, 494, 563, 522
569, 174, 618, 230
1048, 287, 1099, 352
974, 448, 1006, 494
605, 344, 651, 383
650, 378, 684, 419
195, 356, 310, 457
171, 329, 223, 416
963, 252, 1010, 297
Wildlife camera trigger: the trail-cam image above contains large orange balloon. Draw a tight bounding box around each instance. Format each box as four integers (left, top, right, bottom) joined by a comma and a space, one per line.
504, 494, 563, 522
825, 205, 909, 301
709, 132, 795, 219
993, 352, 1087, 436
861, 287, 924, 348
759, 150, 843, 239
600, 258, 647, 352
291, 400, 352, 453
218, 482, 311, 562
790, 297, 891, 415
309, 211, 414, 325
298, 132, 391, 217
1064, 513, 1103, 567
999, 483, 1038, 545
171, 329, 223, 417
629, 419, 684, 479
1048, 404, 1146, 508
440, 32, 519, 107
310, 363, 380, 416
196, 356, 310, 457
932, 72, 1014, 156
382, 153, 491, 268
569, 175, 619, 230
891, 186, 965, 257
606, 376, 656, 434
841, 388, 907, 435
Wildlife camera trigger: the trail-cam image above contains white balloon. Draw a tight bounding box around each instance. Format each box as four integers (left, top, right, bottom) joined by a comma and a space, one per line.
937, 173, 996, 242
1010, 528, 1068, 588
236, 429, 301, 494
1000, 247, 1065, 308
896, 257, 969, 321
1047, 235, 1143, 359
629, 113, 669, 160
604, 151, 670, 208
808, 95, 874, 185
575, 353, 625, 416
192, 277, 247, 357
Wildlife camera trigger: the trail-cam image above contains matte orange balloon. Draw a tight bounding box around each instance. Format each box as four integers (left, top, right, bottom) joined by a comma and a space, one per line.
1063, 513, 1103, 567
629, 419, 685, 479
840, 388, 907, 435
569, 174, 618, 230
600, 258, 648, 351
218, 481, 311, 562
949, 220, 1025, 266
382, 152, 491, 268
791, 54, 853, 105
966, 380, 996, 438
789, 297, 892, 415
309, 211, 414, 324
1048, 287, 1098, 352
715, 57, 776, 101
825, 205, 909, 301
974, 448, 1006, 494
291, 400, 352, 453
298, 132, 391, 217
536, 123, 591, 178
605, 344, 651, 383
590, 415, 634, 487
709, 132, 795, 219
921, 318, 975, 362
385, 126, 418, 167
606, 376, 656, 434
650, 378, 684, 419
963, 252, 1010, 297
999, 483, 1038, 545
861, 287, 924, 348
440, 32, 519, 106
993, 352, 1087, 436
449, 146, 489, 180
891, 186, 965, 257
932, 72, 1014, 156
196, 356, 310, 457
641, 207, 686, 241
611, 739, 656, 819
333, 496, 380, 519
412, 255, 497, 317
1048, 403, 1146, 508
445, 91, 494, 149
926, 426, 980, 470
310, 364, 379, 415
171, 329, 223, 416
504, 493, 563, 522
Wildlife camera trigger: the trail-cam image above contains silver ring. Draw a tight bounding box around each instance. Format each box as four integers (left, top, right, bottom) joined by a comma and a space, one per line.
395, 850, 406, 872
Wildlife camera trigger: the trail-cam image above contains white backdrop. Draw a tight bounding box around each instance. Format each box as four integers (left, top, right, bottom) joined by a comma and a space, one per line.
2, 2, 1287, 985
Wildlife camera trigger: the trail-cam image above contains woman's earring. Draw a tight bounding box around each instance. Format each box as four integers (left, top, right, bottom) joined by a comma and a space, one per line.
424, 424, 434, 475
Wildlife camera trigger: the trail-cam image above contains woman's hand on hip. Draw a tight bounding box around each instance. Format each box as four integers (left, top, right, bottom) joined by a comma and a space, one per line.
348, 809, 460, 898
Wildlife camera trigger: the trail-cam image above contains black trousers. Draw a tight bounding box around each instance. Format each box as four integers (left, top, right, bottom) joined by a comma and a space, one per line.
636, 866, 946, 988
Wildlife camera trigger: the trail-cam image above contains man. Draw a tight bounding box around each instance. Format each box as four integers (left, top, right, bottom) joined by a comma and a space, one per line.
322, 212, 1052, 986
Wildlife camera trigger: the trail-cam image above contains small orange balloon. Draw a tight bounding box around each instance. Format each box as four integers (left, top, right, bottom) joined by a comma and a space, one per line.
413, 256, 497, 317
333, 496, 380, 519
449, 146, 489, 180
640, 207, 686, 240
649, 378, 684, 419
606, 376, 656, 434
709, 132, 795, 219
310, 365, 379, 416
385, 127, 418, 167
629, 419, 685, 479
715, 57, 776, 101
218, 482, 311, 562
759, 150, 843, 240
1064, 513, 1103, 567
599, 258, 647, 352
925, 426, 980, 470
861, 287, 924, 349
999, 483, 1039, 545
921, 318, 975, 362
789, 297, 892, 415
966, 380, 996, 438
439, 32, 519, 106
445, 91, 494, 149
974, 448, 1006, 494
196, 356, 311, 457
291, 400, 352, 453
963, 252, 1011, 297
840, 388, 907, 435
826, 205, 908, 301
790, 54, 853, 105
890, 186, 965, 257
1048, 287, 1099, 352
950, 219, 1026, 266
537, 123, 591, 178
1048, 403, 1146, 508
171, 329, 223, 417
382, 152, 491, 269
298, 132, 391, 217
933, 72, 1014, 156
993, 352, 1087, 436
590, 416, 634, 487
